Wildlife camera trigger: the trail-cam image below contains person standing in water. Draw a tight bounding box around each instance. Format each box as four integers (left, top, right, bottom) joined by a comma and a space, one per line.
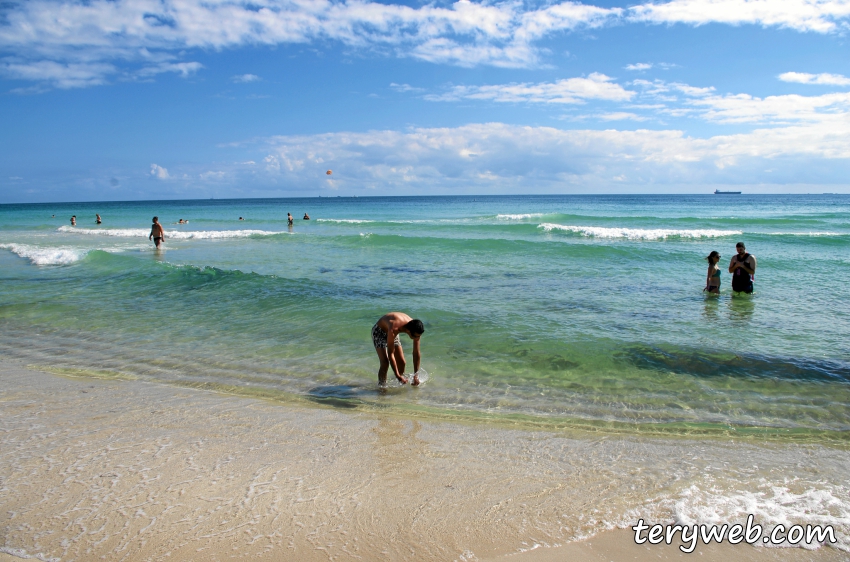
729, 242, 756, 293
70, 215, 76, 226
287, 213, 294, 226
704, 251, 721, 294
149, 216, 165, 249
96, 214, 102, 224
372, 312, 424, 386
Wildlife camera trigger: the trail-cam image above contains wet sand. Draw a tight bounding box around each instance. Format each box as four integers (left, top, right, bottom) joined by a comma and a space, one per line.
0, 362, 845, 561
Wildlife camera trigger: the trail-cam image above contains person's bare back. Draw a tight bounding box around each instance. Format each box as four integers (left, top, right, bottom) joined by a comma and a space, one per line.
372, 312, 424, 387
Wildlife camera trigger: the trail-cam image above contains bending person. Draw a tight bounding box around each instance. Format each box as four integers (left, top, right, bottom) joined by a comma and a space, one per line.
372, 312, 424, 386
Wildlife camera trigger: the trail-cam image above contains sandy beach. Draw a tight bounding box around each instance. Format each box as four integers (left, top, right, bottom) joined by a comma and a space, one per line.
1, 361, 846, 561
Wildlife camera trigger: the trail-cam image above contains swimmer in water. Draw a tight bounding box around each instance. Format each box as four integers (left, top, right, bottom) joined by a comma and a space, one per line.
303, 213, 310, 220
287, 213, 293, 226
96, 214, 102, 224
70, 215, 76, 226
704, 251, 721, 295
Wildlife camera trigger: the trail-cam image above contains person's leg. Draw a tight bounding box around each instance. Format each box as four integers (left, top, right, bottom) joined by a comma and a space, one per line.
375, 346, 390, 386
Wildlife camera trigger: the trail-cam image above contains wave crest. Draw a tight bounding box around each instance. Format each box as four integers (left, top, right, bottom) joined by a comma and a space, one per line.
316, 218, 375, 224
58, 226, 286, 239
539, 224, 742, 240
497, 213, 544, 220
1, 243, 87, 265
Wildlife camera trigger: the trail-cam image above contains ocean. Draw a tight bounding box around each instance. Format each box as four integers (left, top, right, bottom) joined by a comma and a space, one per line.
1, 194, 849, 553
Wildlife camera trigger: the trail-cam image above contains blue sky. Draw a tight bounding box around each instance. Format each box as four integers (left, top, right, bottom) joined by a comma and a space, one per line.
1, 0, 850, 202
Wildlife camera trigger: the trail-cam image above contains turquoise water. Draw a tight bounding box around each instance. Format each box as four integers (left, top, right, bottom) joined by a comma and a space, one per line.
2, 195, 849, 438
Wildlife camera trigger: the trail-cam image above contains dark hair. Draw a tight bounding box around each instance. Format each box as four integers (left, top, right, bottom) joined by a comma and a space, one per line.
404, 319, 425, 336
736, 241, 746, 249
705, 251, 720, 262
153, 216, 158, 222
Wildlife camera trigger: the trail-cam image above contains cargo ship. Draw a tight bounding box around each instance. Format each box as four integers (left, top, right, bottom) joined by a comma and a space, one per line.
714, 189, 742, 194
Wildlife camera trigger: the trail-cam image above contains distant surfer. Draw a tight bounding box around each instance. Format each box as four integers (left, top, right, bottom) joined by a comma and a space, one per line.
303, 213, 310, 220
729, 242, 756, 293
287, 213, 293, 226
70, 215, 76, 226
704, 251, 721, 295
372, 312, 424, 386
149, 216, 165, 249
96, 214, 102, 224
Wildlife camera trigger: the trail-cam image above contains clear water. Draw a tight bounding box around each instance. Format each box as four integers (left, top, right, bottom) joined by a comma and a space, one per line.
2, 195, 849, 441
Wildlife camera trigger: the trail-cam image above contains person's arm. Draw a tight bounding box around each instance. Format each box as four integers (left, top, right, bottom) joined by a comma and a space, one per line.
749, 256, 756, 275
149, 227, 153, 241
412, 338, 421, 373
728, 257, 738, 274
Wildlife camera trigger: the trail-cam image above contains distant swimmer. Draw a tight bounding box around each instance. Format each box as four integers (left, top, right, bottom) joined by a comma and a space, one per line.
729, 242, 756, 294
372, 312, 424, 386
287, 213, 293, 226
70, 215, 76, 226
704, 250, 721, 295
149, 216, 165, 249
96, 214, 102, 224
52, 214, 55, 218
239, 217, 244, 221
303, 213, 310, 220
178, 218, 187, 224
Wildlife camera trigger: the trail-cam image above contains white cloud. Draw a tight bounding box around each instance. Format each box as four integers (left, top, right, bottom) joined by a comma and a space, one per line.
688, 91, 850, 123
426, 74, 634, 104
629, 0, 850, 33
232, 73, 261, 83
150, 164, 169, 179
254, 120, 850, 190
626, 63, 653, 71
779, 72, 850, 86
1, 60, 115, 89
137, 61, 203, 78
390, 83, 425, 93
3, 0, 850, 89
200, 170, 226, 180
596, 112, 647, 121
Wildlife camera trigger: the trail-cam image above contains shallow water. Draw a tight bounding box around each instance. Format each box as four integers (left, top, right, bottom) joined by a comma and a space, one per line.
1, 195, 849, 439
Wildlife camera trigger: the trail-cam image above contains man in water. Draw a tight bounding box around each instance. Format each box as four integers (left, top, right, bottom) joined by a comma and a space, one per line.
70, 215, 76, 226
149, 216, 165, 249
287, 213, 293, 226
96, 214, 102, 224
372, 312, 424, 386
729, 241, 756, 293
303, 213, 310, 220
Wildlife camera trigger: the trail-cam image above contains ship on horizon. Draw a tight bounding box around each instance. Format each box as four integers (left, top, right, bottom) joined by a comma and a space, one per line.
714, 189, 742, 195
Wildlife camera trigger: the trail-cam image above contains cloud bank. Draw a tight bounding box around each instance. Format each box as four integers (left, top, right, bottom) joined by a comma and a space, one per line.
3, 0, 850, 88
241, 119, 850, 192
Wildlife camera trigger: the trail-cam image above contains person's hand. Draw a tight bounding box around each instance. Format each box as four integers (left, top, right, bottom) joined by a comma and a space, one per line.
396, 374, 408, 384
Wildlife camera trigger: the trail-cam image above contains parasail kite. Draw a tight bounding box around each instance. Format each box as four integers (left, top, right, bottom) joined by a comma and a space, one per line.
326, 170, 332, 175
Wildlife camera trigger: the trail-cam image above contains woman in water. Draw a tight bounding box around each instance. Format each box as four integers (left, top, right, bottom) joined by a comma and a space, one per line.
704, 251, 721, 295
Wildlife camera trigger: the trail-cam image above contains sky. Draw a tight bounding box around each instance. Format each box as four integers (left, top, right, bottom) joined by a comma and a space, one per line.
1, 0, 850, 202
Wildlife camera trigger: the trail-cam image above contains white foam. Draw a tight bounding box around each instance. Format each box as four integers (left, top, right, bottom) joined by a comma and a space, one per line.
665, 482, 850, 550
497, 213, 544, 220
0, 545, 59, 561
316, 218, 375, 224
58, 226, 284, 239
0, 244, 87, 265
539, 224, 741, 240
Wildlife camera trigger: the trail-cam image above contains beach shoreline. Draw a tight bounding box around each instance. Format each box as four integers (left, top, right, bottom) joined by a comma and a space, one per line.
1, 361, 846, 561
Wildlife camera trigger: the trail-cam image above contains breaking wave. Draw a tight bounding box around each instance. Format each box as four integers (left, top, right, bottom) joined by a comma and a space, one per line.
539, 224, 742, 240
58, 226, 286, 239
